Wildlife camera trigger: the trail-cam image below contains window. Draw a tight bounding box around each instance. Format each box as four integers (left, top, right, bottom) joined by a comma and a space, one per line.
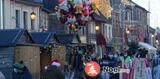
89, 22, 95, 34
125, 11, 128, 20
23, 11, 28, 29
16, 10, 20, 28
31, 20, 35, 30
82, 27, 86, 35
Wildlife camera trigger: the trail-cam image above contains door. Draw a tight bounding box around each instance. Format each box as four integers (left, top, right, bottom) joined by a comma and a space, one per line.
40, 51, 51, 72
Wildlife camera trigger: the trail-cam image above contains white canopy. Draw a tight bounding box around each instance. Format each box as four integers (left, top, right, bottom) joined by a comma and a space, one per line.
138, 42, 157, 53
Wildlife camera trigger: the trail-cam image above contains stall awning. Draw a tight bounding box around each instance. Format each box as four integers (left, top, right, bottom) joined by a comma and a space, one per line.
96, 34, 107, 46
55, 34, 81, 44
138, 42, 157, 53
30, 32, 54, 45
0, 29, 34, 46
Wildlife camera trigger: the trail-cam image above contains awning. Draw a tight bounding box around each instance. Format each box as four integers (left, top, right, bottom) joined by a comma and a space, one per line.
55, 34, 81, 44
138, 42, 157, 53
30, 32, 55, 45
0, 29, 34, 46
96, 34, 107, 46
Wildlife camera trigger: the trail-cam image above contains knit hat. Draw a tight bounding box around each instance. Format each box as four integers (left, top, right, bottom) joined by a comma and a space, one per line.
13, 61, 25, 70
49, 60, 61, 67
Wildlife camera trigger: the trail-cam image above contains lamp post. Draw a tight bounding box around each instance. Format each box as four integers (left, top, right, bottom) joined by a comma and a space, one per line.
126, 30, 130, 34
95, 25, 100, 32
30, 12, 36, 21
30, 12, 36, 31
126, 29, 130, 44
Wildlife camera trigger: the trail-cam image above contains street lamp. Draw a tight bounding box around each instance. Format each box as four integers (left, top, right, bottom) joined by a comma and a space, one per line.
30, 12, 36, 21
95, 25, 100, 31
156, 40, 159, 43
152, 34, 154, 37
126, 30, 130, 34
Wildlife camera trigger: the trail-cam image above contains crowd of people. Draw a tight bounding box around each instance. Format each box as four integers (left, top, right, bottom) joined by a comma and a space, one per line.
1, 47, 160, 79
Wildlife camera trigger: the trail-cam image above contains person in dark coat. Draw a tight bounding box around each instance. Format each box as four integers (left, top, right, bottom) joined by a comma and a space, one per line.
43, 60, 65, 79
0, 71, 5, 79
13, 61, 32, 79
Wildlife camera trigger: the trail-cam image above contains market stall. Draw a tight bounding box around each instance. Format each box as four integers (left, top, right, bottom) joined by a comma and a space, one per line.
54, 34, 81, 68
0, 29, 40, 79
30, 32, 55, 72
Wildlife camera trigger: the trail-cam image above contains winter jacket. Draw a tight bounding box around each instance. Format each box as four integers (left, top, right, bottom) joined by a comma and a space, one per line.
0, 71, 5, 79
13, 67, 32, 79
43, 65, 65, 79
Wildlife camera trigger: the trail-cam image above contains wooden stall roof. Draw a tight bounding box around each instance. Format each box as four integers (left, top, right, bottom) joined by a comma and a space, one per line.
0, 29, 34, 47
54, 34, 81, 45
30, 32, 56, 45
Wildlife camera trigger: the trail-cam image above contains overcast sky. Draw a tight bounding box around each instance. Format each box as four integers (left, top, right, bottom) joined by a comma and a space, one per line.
133, 0, 160, 28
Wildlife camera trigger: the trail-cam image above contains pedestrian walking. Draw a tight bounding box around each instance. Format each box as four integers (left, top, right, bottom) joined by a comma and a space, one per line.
0, 71, 5, 79
13, 61, 32, 79
43, 59, 65, 79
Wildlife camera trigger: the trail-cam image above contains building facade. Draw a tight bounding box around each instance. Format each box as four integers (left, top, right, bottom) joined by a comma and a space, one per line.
148, 27, 156, 46
109, 0, 123, 50
93, 0, 113, 44
39, 7, 50, 32
0, 0, 4, 29
2, 0, 42, 31
123, 1, 149, 44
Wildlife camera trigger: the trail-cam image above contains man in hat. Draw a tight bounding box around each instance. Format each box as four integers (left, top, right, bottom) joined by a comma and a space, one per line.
43, 59, 65, 79
13, 61, 32, 79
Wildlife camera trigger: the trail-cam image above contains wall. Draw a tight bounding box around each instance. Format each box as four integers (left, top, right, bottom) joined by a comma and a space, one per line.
39, 10, 49, 30
48, 13, 66, 34
0, 0, 3, 29
112, 11, 122, 44
3, 0, 11, 29
15, 46, 40, 79
123, 1, 148, 43
3, 0, 40, 31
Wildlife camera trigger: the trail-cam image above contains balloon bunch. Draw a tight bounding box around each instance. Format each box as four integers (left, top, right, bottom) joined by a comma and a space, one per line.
55, 0, 96, 31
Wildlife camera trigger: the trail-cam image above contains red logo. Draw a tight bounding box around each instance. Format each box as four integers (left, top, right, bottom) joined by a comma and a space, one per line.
84, 61, 100, 77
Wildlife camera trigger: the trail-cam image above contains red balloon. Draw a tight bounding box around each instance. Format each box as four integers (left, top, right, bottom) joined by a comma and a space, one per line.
78, 19, 87, 25
83, 9, 89, 16
88, 5, 93, 11
56, 0, 96, 31
68, 13, 74, 18
71, 7, 76, 14
83, 2, 87, 7
60, 9, 68, 15
59, 16, 67, 24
